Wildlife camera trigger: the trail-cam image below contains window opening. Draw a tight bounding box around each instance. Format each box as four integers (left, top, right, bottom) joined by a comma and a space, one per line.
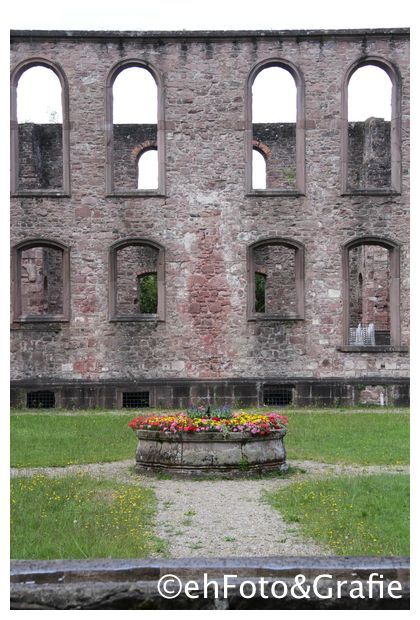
347, 64, 393, 190
110, 240, 164, 321
252, 66, 297, 190
252, 148, 267, 189
27, 391, 55, 408
253, 244, 298, 316
137, 148, 158, 189
112, 66, 158, 190
263, 385, 293, 406
255, 272, 267, 313
137, 272, 158, 314
13, 241, 69, 322
348, 243, 391, 345
122, 391, 150, 408
16, 65, 63, 190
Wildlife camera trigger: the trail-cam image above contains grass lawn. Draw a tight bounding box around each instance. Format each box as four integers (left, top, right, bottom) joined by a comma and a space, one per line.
11, 474, 167, 559
265, 474, 409, 556
11, 413, 137, 467
284, 410, 409, 465
11, 408, 409, 467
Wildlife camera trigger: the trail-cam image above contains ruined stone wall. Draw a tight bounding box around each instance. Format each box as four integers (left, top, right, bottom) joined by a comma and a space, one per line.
18, 123, 63, 190
347, 119, 391, 189
116, 244, 159, 315
113, 124, 157, 189
253, 123, 296, 189
10, 29, 409, 404
253, 244, 296, 315
20, 247, 64, 316
348, 245, 390, 329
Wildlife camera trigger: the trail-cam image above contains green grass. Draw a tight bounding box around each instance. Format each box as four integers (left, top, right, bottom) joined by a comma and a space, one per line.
11, 474, 167, 559
284, 411, 409, 465
11, 408, 409, 468
11, 413, 137, 467
265, 474, 409, 556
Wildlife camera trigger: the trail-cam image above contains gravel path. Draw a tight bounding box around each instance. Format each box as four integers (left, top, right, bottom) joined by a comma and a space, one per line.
11, 459, 408, 558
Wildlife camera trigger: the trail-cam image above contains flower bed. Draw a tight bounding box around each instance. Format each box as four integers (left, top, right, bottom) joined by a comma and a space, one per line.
129, 411, 288, 477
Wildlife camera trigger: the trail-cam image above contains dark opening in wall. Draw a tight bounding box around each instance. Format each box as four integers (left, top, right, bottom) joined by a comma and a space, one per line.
173, 385, 190, 398
263, 385, 294, 406
122, 391, 150, 408
27, 391, 55, 408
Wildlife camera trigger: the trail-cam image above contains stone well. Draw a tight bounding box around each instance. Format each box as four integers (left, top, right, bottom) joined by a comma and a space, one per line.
134, 429, 288, 477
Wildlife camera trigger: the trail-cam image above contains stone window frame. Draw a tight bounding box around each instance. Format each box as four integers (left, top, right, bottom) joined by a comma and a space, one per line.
247, 237, 305, 321
340, 236, 402, 351
245, 58, 305, 196
10, 57, 71, 197
109, 238, 165, 322
12, 238, 71, 323
341, 56, 402, 196
105, 59, 166, 197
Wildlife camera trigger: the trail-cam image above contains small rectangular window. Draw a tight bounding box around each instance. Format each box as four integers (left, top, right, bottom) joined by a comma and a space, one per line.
122, 391, 150, 408
263, 385, 294, 406
27, 390, 55, 408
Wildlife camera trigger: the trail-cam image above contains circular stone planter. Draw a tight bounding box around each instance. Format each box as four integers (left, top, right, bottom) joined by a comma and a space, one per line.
134, 429, 288, 477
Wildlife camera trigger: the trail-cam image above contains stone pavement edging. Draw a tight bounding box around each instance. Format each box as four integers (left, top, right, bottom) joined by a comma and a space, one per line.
10, 556, 410, 609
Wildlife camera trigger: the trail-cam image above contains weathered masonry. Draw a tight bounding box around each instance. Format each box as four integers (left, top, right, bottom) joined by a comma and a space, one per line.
10, 28, 410, 408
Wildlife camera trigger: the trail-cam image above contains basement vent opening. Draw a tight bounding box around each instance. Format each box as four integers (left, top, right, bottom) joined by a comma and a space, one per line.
122, 391, 150, 408
27, 390, 55, 409
263, 385, 294, 406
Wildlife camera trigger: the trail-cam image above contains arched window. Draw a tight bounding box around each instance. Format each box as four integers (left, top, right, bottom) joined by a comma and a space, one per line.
343, 237, 400, 347
106, 61, 164, 194
342, 58, 401, 193
109, 239, 165, 321
246, 60, 304, 194
252, 148, 267, 189
11, 60, 70, 194
247, 238, 305, 319
12, 239, 70, 322
137, 148, 158, 189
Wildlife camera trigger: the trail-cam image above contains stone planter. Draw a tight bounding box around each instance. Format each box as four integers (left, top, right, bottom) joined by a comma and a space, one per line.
134, 429, 287, 477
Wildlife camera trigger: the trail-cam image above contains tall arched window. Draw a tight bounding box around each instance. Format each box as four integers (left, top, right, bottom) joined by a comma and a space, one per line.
247, 238, 305, 319
342, 58, 401, 193
343, 237, 400, 347
246, 60, 304, 194
12, 239, 70, 322
106, 61, 164, 194
11, 60, 70, 194
109, 239, 165, 321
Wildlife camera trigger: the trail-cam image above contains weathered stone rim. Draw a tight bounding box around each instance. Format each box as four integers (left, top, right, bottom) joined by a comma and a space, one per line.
134, 428, 287, 442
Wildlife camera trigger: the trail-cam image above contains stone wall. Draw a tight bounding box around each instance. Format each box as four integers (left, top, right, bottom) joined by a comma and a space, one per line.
113, 124, 157, 189
10, 29, 409, 406
116, 244, 159, 315
348, 245, 390, 330
253, 244, 296, 315
253, 123, 296, 189
18, 123, 63, 190
20, 246, 64, 316
348, 119, 391, 189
